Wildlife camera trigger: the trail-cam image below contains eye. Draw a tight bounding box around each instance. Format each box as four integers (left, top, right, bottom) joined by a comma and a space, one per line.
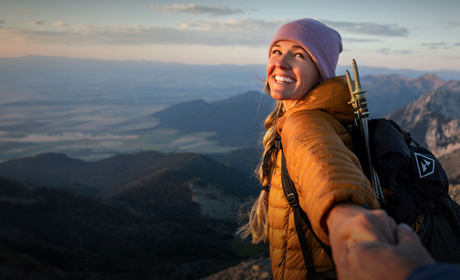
272, 49, 282, 55
294, 53, 306, 59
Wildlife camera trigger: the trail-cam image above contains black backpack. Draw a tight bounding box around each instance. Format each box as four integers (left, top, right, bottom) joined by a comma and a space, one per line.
278, 118, 460, 278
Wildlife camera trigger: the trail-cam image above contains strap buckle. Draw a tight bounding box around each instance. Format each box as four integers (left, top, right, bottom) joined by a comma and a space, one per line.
286, 193, 298, 208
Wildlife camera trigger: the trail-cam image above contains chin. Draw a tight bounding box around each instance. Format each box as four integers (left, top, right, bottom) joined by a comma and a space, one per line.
270, 94, 284, 101
269, 91, 287, 101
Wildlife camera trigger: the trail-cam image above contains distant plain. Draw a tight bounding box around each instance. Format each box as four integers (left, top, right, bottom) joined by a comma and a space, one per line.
1, 55, 460, 162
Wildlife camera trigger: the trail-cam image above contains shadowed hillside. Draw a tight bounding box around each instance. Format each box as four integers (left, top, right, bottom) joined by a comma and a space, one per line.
0, 151, 267, 278
0, 177, 242, 279
0, 151, 258, 197
150, 91, 274, 147
207, 147, 262, 179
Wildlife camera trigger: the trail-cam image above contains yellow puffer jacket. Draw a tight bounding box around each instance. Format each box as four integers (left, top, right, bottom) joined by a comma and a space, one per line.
268, 76, 380, 279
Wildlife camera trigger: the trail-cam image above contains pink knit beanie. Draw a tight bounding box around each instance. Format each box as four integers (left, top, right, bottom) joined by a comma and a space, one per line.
268, 18, 343, 81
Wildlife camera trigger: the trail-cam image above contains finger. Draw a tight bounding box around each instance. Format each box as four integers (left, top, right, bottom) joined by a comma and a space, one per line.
395, 223, 436, 266
345, 211, 397, 248
396, 223, 419, 244
395, 223, 430, 255
383, 214, 398, 244
369, 210, 398, 244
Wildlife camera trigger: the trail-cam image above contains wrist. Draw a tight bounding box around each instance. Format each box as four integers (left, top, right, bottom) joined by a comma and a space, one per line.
324, 201, 366, 234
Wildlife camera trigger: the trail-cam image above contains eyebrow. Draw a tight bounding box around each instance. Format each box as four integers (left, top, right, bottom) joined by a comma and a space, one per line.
272, 44, 306, 52
292, 45, 308, 52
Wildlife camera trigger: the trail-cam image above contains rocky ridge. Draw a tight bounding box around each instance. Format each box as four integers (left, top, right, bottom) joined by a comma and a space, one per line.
201, 257, 272, 280
387, 90, 460, 157
361, 74, 460, 117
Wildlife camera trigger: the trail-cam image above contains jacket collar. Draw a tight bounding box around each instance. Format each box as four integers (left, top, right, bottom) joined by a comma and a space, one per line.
277, 75, 355, 133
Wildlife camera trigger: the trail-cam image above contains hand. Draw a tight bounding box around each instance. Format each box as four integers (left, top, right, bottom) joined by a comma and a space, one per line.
342, 223, 435, 280
326, 202, 398, 279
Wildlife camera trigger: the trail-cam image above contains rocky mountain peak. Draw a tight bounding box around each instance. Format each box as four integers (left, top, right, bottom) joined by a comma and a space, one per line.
416, 74, 446, 90
360, 74, 451, 118
387, 90, 460, 157
442, 80, 460, 92
405, 90, 460, 120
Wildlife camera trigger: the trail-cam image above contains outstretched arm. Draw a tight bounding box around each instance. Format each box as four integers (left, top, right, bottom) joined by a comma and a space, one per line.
281, 110, 381, 244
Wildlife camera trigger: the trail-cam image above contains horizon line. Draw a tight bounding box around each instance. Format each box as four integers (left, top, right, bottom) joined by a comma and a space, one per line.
1, 54, 460, 73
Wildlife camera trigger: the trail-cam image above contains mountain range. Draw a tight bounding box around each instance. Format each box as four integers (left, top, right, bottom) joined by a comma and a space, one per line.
360, 74, 460, 117
1, 55, 460, 279
0, 151, 258, 218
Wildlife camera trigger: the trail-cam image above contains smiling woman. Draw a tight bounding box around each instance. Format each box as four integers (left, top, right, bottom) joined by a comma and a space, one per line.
239, 18, 399, 280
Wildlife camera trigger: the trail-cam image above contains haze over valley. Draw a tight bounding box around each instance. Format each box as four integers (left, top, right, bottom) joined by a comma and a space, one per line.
2, 55, 460, 163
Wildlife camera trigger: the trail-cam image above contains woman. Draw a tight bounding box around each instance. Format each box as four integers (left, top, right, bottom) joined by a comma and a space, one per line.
240, 18, 398, 279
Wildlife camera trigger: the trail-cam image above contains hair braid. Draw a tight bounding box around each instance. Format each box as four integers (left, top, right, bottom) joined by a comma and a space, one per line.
238, 83, 285, 243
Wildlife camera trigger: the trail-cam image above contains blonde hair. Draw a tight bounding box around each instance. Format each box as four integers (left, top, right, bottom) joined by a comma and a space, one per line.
238, 81, 285, 243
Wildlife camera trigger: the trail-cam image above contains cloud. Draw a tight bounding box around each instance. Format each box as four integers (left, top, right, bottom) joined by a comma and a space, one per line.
394, 49, 413, 55
24, 20, 46, 25
0, 19, 285, 47
321, 19, 409, 37
447, 21, 460, 28
376, 48, 413, 55
150, 4, 244, 17
53, 21, 69, 27
1, 18, 406, 48
421, 42, 448, 49
440, 55, 460, 60
343, 38, 382, 43
422, 42, 460, 49
0, 132, 138, 143
377, 48, 391, 55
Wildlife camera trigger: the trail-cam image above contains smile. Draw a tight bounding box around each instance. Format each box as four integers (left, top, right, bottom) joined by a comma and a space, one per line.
275, 75, 294, 83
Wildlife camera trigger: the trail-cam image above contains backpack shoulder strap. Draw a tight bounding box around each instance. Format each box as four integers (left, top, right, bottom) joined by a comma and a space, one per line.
279, 141, 333, 279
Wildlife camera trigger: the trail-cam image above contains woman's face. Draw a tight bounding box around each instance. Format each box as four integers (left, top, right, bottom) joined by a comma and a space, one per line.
267, 40, 321, 110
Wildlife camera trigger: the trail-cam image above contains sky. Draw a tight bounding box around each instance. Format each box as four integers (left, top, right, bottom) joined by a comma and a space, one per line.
1, 0, 460, 71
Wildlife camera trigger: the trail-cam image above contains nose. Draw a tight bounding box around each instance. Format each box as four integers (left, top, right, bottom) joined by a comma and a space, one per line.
275, 54, 291, 69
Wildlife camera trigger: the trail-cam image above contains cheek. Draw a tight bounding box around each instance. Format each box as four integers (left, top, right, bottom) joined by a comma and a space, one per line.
266, 63, 275, 79
299, 66, 320, 90
266, 57, 277, 77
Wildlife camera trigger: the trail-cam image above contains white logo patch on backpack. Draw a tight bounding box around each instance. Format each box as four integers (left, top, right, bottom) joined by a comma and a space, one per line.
414, 152, 435, 179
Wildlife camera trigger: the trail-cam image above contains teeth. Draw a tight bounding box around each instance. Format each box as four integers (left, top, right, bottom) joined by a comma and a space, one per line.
275, 75, 294, 83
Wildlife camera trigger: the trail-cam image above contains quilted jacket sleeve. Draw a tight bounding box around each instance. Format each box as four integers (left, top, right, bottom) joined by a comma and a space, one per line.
280, 109, 380, 244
